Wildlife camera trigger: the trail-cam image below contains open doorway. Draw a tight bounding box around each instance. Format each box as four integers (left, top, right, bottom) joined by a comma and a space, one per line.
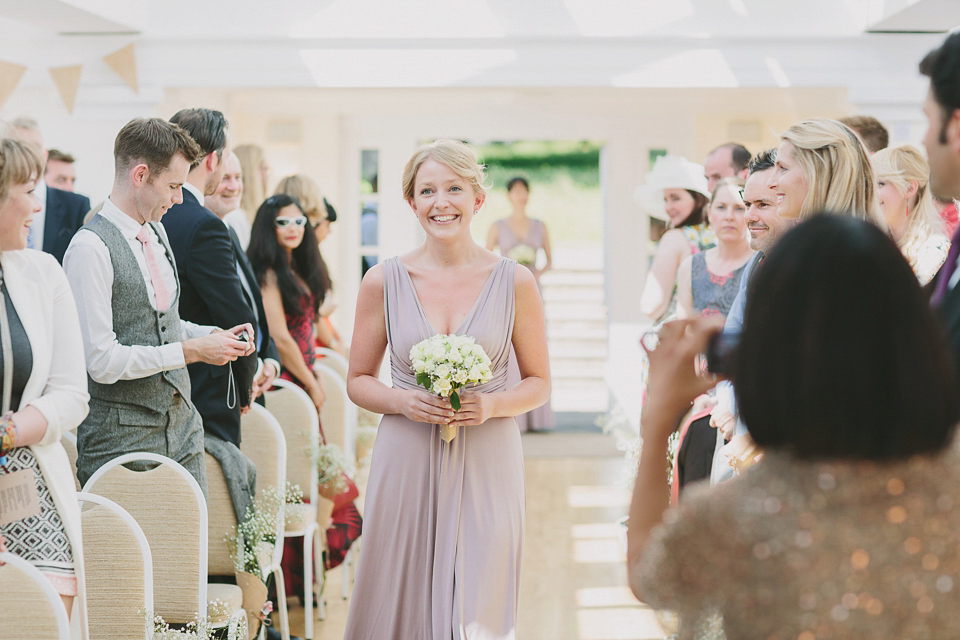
471, 140, 608, 424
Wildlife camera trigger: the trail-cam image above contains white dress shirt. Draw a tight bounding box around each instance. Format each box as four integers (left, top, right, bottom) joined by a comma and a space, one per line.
223, 208, 252, 250
62, 197, 215, 384
27, 183, 47, 250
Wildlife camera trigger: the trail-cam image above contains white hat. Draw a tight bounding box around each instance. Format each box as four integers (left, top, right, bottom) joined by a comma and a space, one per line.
634, 155, 710, 222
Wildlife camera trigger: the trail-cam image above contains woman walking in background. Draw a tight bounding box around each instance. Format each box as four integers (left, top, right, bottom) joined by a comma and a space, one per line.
487, 176, 555, 431
487, 177, 553, 282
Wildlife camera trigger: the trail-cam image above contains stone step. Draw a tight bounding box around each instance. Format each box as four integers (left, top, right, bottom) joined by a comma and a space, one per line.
540, 271, 604, 287
551, 380, 609, 412
548, 340, 607, 355
544, 302, 607, 322
549, 344, 608, 361
552, 362, 606, 379
541, 286, 605, 303
547, 323, 608, 341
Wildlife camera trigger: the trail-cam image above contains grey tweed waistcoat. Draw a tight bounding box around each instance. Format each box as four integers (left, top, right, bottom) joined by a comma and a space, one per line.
84, 214, 191, 414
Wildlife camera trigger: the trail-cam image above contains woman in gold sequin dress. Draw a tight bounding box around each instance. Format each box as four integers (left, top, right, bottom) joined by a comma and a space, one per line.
627, 215, 960, 640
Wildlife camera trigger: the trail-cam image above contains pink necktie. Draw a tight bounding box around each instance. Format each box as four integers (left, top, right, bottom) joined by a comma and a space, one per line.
135, 225, 172, 311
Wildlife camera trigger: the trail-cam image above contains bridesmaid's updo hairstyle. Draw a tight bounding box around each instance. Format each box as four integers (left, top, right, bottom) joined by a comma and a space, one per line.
0, 137, 42, 204
402, 139, 488, 201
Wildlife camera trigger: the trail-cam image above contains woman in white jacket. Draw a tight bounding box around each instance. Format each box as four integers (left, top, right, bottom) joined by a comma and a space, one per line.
0, 137, 90, 637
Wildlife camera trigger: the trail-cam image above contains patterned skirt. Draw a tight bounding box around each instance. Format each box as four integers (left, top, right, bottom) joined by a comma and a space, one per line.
0, 446, 76, 596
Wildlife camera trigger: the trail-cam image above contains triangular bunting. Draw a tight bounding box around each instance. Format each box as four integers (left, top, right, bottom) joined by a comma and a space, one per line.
49, 65, 83, 113
0, 61, 26, 109
103, 43, 138, 94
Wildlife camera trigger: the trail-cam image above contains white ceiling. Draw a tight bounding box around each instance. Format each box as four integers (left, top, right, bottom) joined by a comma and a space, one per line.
0, 0, 955, 107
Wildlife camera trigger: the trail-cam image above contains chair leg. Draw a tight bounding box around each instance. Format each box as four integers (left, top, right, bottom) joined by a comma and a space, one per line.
303, 533, 314, 640
313, 529, 326, 620
273, 567, 291, 640
341, 547, 350, 600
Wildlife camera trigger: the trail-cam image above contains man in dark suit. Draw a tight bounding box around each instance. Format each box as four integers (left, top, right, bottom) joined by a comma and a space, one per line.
923, 33, 960, 381
12, 117, 91, 263
162, 108, 262, 526
167, 111, 292, 640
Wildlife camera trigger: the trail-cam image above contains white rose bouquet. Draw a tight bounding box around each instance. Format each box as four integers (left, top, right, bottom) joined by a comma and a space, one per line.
506, 244, 537, 268
409, 334, 493, 442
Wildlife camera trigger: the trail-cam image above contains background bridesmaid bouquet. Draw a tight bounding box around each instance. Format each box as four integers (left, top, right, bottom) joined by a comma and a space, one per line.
410, 334, 493, 442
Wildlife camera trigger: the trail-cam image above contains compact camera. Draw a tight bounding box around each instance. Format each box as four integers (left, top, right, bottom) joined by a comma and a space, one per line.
705, 331, 740, 376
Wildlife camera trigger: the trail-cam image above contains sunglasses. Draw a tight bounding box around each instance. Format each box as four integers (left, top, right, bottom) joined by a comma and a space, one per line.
275, 216, 307, 228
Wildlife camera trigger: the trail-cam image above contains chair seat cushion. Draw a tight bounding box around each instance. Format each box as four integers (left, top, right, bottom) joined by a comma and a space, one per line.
207, 583, 243, 622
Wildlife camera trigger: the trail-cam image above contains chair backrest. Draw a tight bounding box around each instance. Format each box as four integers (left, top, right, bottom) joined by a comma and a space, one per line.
315, 347, 348, 380
83, 452, 207, 625
77, 492, 153, 639
0, 552, 71, 640
60, 430, 81, 491
240, 404, 287, 501
239, 404, 288, 571
205, 453, 239, 576
315, 362, 357, 462
264, 379, 319, 507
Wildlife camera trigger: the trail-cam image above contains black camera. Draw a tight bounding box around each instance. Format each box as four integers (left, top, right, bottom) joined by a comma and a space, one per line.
705, 331, 740, 376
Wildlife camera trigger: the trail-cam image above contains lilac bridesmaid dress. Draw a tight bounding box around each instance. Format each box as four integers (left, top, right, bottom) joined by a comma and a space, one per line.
343, 257, 525, 640
496, 218, 556, 431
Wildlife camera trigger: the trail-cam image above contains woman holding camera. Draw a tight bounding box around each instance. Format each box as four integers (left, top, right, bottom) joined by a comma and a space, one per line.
628, 215, 960, 638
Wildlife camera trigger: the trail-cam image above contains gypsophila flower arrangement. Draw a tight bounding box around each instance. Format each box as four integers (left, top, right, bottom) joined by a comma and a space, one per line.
226, 482, 303, 578
310, 442, 353, 497
410, 334, 493, 442
140, 604, 247, 640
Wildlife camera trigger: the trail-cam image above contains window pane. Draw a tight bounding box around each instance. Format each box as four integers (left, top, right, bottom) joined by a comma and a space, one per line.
362, 254, 379, 278
361, 150, 379, 194
361, 200, 378, 247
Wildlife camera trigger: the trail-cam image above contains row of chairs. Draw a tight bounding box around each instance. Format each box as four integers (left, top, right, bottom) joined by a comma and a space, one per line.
1, 350, 360, 640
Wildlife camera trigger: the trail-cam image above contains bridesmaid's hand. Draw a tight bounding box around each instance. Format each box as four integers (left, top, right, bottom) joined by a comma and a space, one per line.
399, 390, 455, 425
449, 391, 494, 427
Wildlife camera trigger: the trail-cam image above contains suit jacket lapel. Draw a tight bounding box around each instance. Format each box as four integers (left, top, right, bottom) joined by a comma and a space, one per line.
939, 279, 960, 339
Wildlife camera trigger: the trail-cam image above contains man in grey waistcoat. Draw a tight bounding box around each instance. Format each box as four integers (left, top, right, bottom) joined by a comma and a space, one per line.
63, 118, 255, 495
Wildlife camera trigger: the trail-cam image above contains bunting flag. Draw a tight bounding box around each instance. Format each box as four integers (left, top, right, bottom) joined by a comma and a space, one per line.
103, 43, 138, 94
0, 61, 26, 109
49, 65, 83, 113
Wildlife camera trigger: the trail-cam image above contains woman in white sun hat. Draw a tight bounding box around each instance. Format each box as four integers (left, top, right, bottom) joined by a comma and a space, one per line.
636, 155, 715, 324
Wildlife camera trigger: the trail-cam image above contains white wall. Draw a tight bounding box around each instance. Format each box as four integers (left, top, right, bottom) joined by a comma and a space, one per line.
5, 84, 866, 340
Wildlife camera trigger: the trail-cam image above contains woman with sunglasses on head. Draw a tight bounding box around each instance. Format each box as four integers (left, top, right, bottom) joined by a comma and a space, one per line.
247, 193, 330, 414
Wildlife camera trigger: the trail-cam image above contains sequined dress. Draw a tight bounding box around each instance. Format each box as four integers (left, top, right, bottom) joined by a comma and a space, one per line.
635, 445, 960, 639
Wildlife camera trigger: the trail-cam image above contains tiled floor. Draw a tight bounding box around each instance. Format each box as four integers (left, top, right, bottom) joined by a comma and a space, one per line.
282, 432, 667, 639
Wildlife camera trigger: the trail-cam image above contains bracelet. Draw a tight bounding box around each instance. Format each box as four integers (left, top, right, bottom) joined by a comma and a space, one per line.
0, 412, 17, 462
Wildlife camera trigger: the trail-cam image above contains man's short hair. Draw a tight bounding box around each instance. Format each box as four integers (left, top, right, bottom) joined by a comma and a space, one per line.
920, 32, 960, 144
710, 142, 752, 173
837, 115, 889, 153
747, 148, 777, 175
47, 148, 75, 164
169, 108, 228, 169
114, 117, 202, 179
